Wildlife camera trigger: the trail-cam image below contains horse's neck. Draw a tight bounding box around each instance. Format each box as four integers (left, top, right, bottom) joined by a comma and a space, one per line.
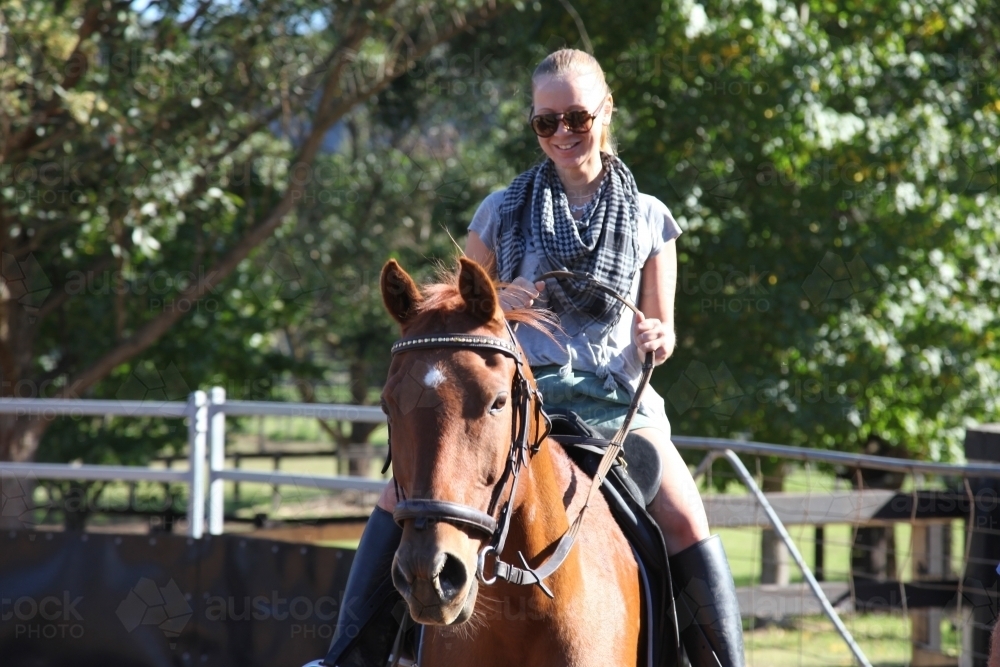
479, 438, 586, 658
507, 437, 579, 574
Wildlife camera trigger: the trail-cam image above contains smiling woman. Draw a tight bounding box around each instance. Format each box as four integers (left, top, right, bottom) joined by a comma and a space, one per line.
465, 48, 746, 666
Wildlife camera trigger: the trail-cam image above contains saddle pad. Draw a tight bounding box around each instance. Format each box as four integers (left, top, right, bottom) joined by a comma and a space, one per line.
544, 408, 663, 505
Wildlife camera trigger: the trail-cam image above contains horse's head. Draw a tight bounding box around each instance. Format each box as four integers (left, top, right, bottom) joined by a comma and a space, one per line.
379, 257, 545, 626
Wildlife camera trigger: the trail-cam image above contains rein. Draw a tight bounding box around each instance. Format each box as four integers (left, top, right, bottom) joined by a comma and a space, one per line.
387, 271, 654, 599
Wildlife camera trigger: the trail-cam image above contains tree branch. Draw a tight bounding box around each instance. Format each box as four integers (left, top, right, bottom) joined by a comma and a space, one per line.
53, 1, 506, 402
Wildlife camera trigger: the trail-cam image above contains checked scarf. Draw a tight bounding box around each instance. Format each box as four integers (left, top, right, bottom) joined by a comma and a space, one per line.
495, 153, 641, 336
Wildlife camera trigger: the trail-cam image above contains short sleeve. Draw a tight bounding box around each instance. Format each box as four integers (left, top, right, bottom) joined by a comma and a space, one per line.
641, 194, 683, 258
467, 189, 507, 252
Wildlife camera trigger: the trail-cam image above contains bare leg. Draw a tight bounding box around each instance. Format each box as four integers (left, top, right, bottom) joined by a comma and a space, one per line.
376, 481, 398, 513
634, 428, 744, 665
633, 426, 710, 555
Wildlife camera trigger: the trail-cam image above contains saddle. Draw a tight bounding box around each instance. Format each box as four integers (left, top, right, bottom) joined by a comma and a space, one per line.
545, 408, 681, 667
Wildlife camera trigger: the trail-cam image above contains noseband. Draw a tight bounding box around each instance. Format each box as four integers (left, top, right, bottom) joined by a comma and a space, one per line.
386, 271, 654, 598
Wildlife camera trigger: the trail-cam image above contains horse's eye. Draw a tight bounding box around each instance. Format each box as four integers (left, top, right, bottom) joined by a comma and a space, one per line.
379, 398, 389, 415
489, 392, 509, 414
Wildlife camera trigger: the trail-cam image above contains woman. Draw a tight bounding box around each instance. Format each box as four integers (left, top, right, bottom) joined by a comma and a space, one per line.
465, 48, 744, 667
323, 49, 744, 667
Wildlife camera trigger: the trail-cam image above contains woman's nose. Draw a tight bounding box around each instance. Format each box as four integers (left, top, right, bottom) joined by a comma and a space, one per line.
551, 119, 573, 136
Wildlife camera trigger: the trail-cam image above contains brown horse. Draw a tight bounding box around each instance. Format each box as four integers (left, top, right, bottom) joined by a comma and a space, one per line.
379, 257, 642, 667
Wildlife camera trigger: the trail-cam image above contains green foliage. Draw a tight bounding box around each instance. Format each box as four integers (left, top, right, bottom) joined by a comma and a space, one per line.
2, 0, 997, 473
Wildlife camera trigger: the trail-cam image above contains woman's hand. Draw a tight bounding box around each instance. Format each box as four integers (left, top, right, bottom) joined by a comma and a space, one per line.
498, 276, 546, 312
633, 310, 675, 366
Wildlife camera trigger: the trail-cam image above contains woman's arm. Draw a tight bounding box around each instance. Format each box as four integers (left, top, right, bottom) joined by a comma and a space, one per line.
465, 231, 544, 312
465, 231, 495, 275
634, 240, 678, 364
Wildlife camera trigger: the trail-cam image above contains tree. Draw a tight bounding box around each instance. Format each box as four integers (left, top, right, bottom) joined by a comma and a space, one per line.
0, 0, 510, 463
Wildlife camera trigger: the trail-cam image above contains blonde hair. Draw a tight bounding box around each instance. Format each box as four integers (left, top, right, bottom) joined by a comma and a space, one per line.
531, 49, 616, 155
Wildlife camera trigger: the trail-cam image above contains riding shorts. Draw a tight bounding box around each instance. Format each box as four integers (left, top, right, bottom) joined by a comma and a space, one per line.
532, 365, 671, 438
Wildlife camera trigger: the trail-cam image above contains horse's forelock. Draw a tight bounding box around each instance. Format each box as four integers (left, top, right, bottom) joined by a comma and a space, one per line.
409, 268, 559, 341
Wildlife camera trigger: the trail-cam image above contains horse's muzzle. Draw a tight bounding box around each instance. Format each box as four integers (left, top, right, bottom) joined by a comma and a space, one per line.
392, 525, 478, 625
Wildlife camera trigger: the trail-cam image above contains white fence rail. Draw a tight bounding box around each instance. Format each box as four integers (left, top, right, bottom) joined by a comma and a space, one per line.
0, 388, 387, 538
4, 389, 1000, 537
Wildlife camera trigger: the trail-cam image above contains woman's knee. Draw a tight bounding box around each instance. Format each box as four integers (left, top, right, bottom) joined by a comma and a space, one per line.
649, 488, 708, 553
633, 428, 693, 478
376, 481, 397, 511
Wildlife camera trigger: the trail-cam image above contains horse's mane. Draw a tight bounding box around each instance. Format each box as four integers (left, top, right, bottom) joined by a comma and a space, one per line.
411, 261, 560, 340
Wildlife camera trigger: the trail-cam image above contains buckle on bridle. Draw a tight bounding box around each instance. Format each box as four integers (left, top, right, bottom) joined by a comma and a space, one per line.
476, 544, 498, 585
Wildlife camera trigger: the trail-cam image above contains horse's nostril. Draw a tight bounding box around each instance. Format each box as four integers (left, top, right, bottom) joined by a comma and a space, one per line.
437, 553, 468, 599
393, 559, 413, 587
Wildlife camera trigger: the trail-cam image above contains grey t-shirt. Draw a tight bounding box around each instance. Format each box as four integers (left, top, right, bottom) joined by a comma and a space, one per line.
468, 188, 683, 417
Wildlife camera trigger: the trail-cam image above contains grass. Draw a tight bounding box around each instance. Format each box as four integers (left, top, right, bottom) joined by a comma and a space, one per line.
745, 614, 912, 666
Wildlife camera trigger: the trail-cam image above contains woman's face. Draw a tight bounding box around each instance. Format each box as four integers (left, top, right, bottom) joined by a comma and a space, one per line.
531, 72, 610, 174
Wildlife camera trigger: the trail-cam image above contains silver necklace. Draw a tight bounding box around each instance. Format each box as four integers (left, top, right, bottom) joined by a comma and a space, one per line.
567, 191, 597, 213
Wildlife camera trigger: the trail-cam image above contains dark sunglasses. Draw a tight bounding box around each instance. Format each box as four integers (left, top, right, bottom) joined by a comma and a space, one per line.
528, 98, 607, 138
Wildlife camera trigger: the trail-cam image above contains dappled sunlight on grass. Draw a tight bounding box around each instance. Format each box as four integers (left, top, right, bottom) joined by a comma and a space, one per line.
745, 614, 913, 666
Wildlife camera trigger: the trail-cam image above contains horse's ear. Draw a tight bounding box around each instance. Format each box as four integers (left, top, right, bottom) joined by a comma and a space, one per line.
458, 257, 499, 324
381, 259, 422, 326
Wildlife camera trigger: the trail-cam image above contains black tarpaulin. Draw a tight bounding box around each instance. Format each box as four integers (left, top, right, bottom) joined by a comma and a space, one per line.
0, 530, 354, 667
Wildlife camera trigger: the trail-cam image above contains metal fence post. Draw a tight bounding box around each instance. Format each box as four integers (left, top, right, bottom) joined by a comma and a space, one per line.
186, 390, 208, 539
209, 386, 227, 536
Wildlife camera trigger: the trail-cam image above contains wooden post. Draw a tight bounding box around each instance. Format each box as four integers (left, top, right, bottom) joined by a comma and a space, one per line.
815, 526, 825, 582
912, 521, 956, 666
761, 468, 790, 585
233, 454, 241, 504
965, 424, 1000, 667
271, 453, 281, 512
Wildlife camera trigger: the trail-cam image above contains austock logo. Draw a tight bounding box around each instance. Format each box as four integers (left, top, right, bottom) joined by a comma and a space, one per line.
204, 590, 341, 640
114, 144, 159, 198
667, 145, 745, 202
958, 146, 998, 195
389, 359, 446, 416
2, 592, 86, 640
116, 577, 193, 648
666, 361, 745, 420
115, 362, 191, 414
0, 252, 52, 321
0, 470, 43, 530
249, 249, 328, 306
801, 251, 878, 307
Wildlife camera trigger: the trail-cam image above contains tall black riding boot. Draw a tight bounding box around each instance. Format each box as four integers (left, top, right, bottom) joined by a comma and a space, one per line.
670, 534, 746, 667
321, 506, 405, 667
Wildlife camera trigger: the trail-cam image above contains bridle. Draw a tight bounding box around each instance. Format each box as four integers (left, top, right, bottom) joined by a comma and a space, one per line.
386, 322, 553, 590
385, 271, 654, 599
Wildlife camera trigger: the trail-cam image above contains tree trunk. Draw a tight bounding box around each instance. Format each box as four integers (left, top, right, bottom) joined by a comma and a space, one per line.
61, 482, 90, 532
347, 358, 377, 476
0, 254, 50, 461
848, 436, 906, 585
